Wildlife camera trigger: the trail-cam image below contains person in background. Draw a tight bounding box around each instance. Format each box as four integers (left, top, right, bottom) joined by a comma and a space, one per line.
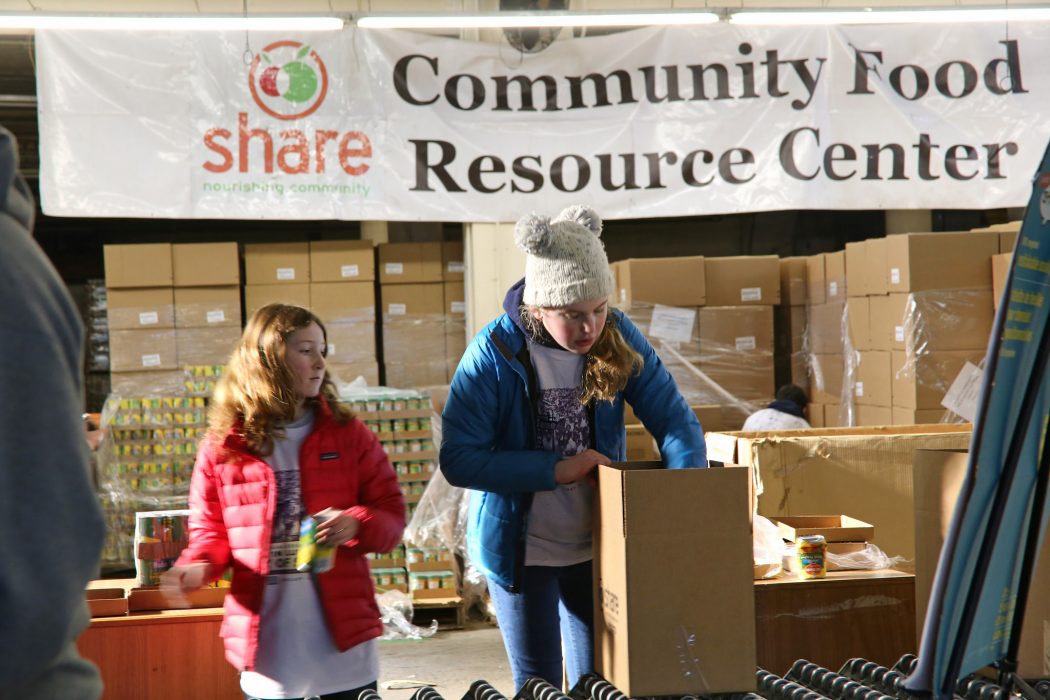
0, 126, 106, 698
741, 383, 812, 432
161, 304, 405, 700
440, 205, 707, 692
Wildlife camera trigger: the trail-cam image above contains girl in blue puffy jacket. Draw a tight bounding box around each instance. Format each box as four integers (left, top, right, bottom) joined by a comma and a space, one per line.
440, 205, 707, 692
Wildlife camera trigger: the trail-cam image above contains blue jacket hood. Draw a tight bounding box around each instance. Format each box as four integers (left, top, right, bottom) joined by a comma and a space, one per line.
503, 278, 529, 336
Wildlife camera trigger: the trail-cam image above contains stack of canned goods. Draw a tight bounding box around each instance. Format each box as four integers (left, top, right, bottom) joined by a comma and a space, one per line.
408, 570, 456, 592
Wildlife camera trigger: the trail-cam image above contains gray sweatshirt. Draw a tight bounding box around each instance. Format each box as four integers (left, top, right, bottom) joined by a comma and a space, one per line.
0, 126, 105, 699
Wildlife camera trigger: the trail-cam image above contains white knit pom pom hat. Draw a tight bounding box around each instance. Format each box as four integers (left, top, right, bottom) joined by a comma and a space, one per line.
514, 205, 614, 308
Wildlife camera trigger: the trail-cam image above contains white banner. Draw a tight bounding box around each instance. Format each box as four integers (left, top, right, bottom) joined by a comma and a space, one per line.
35, 24, 1050, 221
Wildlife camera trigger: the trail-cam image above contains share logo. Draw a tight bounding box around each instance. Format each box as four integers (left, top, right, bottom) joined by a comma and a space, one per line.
248, 40, 329, 120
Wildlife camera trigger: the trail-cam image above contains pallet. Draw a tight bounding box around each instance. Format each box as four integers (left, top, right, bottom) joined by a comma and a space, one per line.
411, 595, 465, 630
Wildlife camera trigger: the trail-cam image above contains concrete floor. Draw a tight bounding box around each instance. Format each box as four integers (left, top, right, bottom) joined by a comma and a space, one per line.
378, 620, 515, 700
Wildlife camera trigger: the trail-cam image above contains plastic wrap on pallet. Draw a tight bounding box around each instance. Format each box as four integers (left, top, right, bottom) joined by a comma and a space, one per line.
175, 326, 239, 367
376, 589, 438, 641
623, 301, 773, 429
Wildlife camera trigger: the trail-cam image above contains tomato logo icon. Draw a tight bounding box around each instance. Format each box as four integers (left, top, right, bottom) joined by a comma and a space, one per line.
248, 40, 329, 120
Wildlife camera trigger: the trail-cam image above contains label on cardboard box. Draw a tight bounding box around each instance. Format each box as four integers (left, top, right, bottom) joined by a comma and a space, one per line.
855, 381, 865, 397
340, 264, 360, 278
447, 261, 465, 273
388, 303, 407, 316
649, 305, 696, 343
385, 262, 404, 275
276, 267, 295, 281
328, 343, 337, 355
890, 268, 901, 284
895, 326, 905, 342
740, 286, 762, 302
138, 311, 158, 326
141, 353, 161, 367
619, 288, 627, 304
206, 309, 226, 324
735, 336, 757, 351
451, 301, 466, 314
941, 360, 983, 423
828, 281, 839, 297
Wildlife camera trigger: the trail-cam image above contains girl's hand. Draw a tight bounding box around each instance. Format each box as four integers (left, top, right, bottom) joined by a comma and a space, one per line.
554, 449, 610, 485
159, 562, 211, 607
314, 508, 360, 546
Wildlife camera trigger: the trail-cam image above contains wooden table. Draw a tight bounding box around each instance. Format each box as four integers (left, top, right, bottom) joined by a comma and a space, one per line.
77, 607, 241, 699
753, 569, 916, 676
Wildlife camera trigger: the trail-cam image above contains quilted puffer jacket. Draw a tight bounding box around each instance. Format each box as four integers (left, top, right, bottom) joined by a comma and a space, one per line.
175, 396, 405, 670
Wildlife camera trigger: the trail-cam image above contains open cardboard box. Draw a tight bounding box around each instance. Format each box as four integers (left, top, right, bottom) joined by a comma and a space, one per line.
773, 515, 875, 543
85, 587, 129, 617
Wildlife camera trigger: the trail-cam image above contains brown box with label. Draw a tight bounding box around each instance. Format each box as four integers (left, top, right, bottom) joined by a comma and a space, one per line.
244, 284, 311, 318
384, 361, 449, 388
378, 242, 443, 284
442, 241, 465, 281
868, 294, 901, 352
174, 286, 241, 329
806, 254, 826, 306
865, 238, 890, 295
809, 353, 844, 405
107, 288, 175, 331
309, 240, 375, 283
845, 243, 866, 297
615, 256, 705, 308
324, 322, 376, 365
824, 251, 847, 302
176, 326, 240, 366
891, 349, 986, 410
109, 329, 178, 372
698, 306, 774, 356
595, 463, 755, 696
705, 255, 779, 306
854, 350, 892, 407
807, 302, 845, 354
309, 281, 375, 324
886, 231, 998, 292
780, 257, 808, 306
104, 243, 173, 289
444, 281, 467, 363
244, 242, 309, 285
172, 242, 240, 287
381, 284, 446, 366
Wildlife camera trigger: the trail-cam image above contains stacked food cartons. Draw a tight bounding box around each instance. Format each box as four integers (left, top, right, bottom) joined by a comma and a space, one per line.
368, 543, 408, 594
96, 395, 207, 571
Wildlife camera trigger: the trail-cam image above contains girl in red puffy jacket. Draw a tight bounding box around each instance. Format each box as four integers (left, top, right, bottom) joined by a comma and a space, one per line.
162, 303, 405, 700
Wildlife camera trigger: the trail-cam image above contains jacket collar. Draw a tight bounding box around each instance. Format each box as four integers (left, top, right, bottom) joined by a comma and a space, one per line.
221, 394, 334, 452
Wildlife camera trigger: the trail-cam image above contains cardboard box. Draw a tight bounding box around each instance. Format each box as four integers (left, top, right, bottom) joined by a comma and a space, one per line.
85, 587, 129, 617
824, 250, 846, 301
867, 294, 902, 352
854, 350, 892, 407
173, 286, 241, 328
892, 407, 949, 425
378, 242, 443, 284
806, 254, 826, 306
823, 404, 846, 427
176, 326, 240, 366
705, 255, 780, 306
384, 361, 449, 388
846, 297, 870, 351
324, 321, 376, 365
991, 252, 1011, 312
328, 361, 380, 387
698, 306, 774, 355
807, 302, 845, 354
855, 405, 894, 427
309, 281, 375, 324
128, 585, 228, 611
109, 329, 178, 372
845, 243, 866, 297
309, 240, 375, 282
780, 257, 808, 305
896, 290, 994, 353
244, 283, 310, 318
104, 243, 173, 288
616, 256, 706, 308
172, 242, 239, 287
809, 353, 844, 405
442, 241, 465, 281
999, 228, 1020, 253
625, 425, 659, 461
808, 402, 827, 428
244, 242, 309, 284
108, 370, 185, 396
704, 425, 972, 563
106, 288, 175, 330
865, 238, 890, 296
594, 463, 756, 696
886, 231, 998, 292
774, 305, 806, 355
381, 282, 446, 318
891, 349, 987, 410
773, 515, 875, 543
444, 281, 465, 318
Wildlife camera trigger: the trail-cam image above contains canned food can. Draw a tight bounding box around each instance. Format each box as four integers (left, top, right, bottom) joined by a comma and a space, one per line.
296, 515, 336, 574
796, 534, 827, 579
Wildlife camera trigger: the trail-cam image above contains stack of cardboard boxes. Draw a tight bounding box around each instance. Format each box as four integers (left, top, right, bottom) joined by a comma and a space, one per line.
775, 258, 810, 391
377, 242, 465, 388
611, 254, 780, 428
803, 249, 848, 426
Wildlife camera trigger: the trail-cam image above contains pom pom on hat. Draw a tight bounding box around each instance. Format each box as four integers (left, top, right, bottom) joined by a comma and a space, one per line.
515, 205, 614, 309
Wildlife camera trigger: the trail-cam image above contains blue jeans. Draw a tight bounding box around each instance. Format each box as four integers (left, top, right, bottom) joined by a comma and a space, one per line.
487, 561, 594, 693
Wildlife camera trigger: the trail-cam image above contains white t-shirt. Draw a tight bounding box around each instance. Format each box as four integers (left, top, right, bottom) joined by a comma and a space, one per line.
741, 407, 811, 432
524, 339, 594, 567
240, 409, 378, 699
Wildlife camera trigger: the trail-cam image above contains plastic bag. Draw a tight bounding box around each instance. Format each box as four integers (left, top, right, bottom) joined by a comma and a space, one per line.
752, 515, 784, 579
377, 589, 439, 640
826, 543, 908, 571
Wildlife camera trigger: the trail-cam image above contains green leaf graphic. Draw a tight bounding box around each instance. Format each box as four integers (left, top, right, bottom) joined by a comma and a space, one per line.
297, 45, 311, 59
262, 53, 272, 64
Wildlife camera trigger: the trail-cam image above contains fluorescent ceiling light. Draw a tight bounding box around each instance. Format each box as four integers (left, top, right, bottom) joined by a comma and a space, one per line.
0, 13, 345, 31
730, 6, 1050, 24
355, 11, 720, 29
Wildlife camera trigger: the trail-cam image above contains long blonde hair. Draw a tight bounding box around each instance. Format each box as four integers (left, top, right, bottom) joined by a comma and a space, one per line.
521, 305, 642, 404
209, 303, 351, 456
